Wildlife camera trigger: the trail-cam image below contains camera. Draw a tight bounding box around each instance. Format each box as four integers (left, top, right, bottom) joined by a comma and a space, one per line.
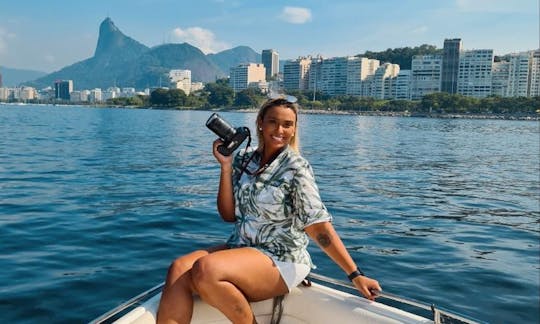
206, 113, 250, 156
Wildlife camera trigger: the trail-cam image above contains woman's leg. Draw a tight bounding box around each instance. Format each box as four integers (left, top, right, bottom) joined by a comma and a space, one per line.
157, 245, 227, 324
191, 247, 289, 324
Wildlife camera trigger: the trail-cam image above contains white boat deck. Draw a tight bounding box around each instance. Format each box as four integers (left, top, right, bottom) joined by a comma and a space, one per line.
114, 282, 433, 324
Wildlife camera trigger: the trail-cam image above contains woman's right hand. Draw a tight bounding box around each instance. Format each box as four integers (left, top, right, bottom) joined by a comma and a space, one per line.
213, 139, 233, 166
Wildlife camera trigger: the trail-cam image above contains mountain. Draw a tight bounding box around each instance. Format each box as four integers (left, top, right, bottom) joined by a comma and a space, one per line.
0, 66, 46, 87
24, 18, 258, 90
207, 46, 261, 73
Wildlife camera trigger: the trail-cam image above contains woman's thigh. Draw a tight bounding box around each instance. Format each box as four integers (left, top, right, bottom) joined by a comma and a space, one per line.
195, 247, 288, 302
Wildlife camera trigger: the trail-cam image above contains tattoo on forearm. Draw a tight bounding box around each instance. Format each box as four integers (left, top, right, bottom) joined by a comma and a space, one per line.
317, 233, 331, 248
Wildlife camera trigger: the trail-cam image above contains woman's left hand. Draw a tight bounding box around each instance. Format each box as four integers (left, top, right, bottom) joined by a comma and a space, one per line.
351, 275, 381, 301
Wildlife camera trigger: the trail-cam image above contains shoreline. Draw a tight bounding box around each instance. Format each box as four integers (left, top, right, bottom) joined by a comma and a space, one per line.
231, 107, 539, 121
2, 102, 538, 121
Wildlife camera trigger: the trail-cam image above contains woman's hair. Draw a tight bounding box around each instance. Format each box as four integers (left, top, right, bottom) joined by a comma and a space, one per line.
256, 98, 300, 152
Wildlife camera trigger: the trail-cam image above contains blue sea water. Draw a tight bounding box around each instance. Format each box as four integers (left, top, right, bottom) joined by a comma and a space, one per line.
0, 104, 538, 324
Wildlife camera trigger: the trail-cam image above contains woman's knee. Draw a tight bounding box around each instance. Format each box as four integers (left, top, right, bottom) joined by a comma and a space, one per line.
167, 251, 207, 280
191, 257, 221, 292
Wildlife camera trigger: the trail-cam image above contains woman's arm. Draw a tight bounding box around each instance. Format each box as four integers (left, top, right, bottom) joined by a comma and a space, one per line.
213, 139, 236, 222
304, 221, 381, 300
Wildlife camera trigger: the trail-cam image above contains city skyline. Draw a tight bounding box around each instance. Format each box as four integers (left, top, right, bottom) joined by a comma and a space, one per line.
0, 0, 538, 73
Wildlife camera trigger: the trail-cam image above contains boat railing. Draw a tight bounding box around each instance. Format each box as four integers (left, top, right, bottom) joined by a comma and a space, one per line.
307, 272, 485, 324
89, 282, 165, 324
90, 273, 485, 324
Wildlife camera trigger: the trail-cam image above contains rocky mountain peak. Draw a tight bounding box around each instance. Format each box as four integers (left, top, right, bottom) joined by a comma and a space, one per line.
94, 17, 148, 58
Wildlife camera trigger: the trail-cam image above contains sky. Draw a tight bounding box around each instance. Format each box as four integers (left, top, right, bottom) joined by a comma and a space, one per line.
0, 0, 538, 73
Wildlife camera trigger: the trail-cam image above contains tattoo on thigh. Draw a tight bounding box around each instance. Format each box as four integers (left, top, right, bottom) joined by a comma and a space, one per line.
317, 233, 331, 248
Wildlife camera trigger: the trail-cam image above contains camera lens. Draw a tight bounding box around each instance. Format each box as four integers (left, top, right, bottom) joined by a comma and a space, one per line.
206, 113, 237, 141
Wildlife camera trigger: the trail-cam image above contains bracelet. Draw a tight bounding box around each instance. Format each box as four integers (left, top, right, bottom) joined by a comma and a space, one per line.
347, 268, 365, 281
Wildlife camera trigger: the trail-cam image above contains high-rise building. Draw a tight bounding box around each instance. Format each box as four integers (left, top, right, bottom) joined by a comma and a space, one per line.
392, 70, 412, 100
262, 49, 279, 79
529, 49, 540, 97
0, 71, 3, 88
169, 69, 192, 95
229, 63, 266, 92
346, 57, 380, 96
506, 52, 531, 97
54, 80, 73, 100
318, 57, 349, 96
441, 38, 462, 94
370, 63, 400, 99
457, 49, 493, 98
410, 55, 442, 100
283, 57, 311, 91
491, 61, 511, 97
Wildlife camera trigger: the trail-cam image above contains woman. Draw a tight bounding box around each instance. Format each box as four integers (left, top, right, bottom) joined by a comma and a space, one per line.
157, 97, 381, 324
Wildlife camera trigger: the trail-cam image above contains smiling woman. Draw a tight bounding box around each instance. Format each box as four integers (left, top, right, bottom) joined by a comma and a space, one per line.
154, 97, 382, 323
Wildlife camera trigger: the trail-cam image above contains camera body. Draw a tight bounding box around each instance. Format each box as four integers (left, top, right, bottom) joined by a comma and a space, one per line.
206, 113, 250, 156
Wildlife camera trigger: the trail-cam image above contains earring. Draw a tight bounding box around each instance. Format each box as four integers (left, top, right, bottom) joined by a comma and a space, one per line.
259, 127, 262, 131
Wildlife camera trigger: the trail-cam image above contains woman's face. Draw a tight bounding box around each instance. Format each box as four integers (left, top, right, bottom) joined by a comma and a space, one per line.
259, 105, 296, 153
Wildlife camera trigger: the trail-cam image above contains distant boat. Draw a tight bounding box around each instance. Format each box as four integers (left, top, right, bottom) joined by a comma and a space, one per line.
90, 273, 482, 324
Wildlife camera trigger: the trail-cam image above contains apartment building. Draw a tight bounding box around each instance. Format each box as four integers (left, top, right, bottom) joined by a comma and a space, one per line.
457, 49, 493, 98
229, 63, 266, 92
530, 49, 540, 96
54, 80, 73, 100
410, 55, 442, 100
370, 63, 400, 99
283, 57, 312, 91
316, 57, 349, 96
169, 69, 192, 95
262, 49, 279, 80
393, 70, 412, 100
491, 61, 511, 96
346, 57, 380, 96
441, 38, 462, 94
506, 52, 531, 97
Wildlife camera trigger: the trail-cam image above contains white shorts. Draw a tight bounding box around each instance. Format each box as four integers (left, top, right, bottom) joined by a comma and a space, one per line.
272, 259, 311, 292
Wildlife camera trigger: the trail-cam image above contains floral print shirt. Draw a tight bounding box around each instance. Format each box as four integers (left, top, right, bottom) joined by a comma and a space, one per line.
226, 146, 332, 268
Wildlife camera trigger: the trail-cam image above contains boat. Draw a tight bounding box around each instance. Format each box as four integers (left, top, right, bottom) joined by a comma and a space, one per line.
90, 273, 483, 324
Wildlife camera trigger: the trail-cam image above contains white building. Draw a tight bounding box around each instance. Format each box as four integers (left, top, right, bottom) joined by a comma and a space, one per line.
457, 49, 493, 98
229, 63, 266, 92
410, 55, 442, 100
317, 56, 349, 96
506, 52, 531, 97
392, 70, 412, 100
346, 57, 380, 96
0, 87, 10, 100
283, 57, 312, 91
89, 88, 103, 102
491, 61, 511, 97
370, 63, 400, 99
169, 69, 192, 95
530, 49, 540, 96
121, 87, 136, 97
190, 82, 204, 92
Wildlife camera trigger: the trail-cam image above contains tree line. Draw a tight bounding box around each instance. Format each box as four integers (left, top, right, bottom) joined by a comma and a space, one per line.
124, 78, 538, 117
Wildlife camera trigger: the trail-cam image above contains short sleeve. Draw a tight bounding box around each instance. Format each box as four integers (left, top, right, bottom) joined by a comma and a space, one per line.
292, 159, 332, 228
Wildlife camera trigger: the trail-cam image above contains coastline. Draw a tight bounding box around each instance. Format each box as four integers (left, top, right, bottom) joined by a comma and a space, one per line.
2, 102, 538, 121
230, 107, 540, 121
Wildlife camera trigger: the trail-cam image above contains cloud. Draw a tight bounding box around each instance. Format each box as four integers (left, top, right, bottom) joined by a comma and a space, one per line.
0, 27, 16, 54
280, 6, 312, 24
170, 26, 230, 54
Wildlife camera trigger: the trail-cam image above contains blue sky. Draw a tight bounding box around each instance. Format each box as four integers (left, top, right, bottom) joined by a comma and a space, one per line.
1, 0, 538, 73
